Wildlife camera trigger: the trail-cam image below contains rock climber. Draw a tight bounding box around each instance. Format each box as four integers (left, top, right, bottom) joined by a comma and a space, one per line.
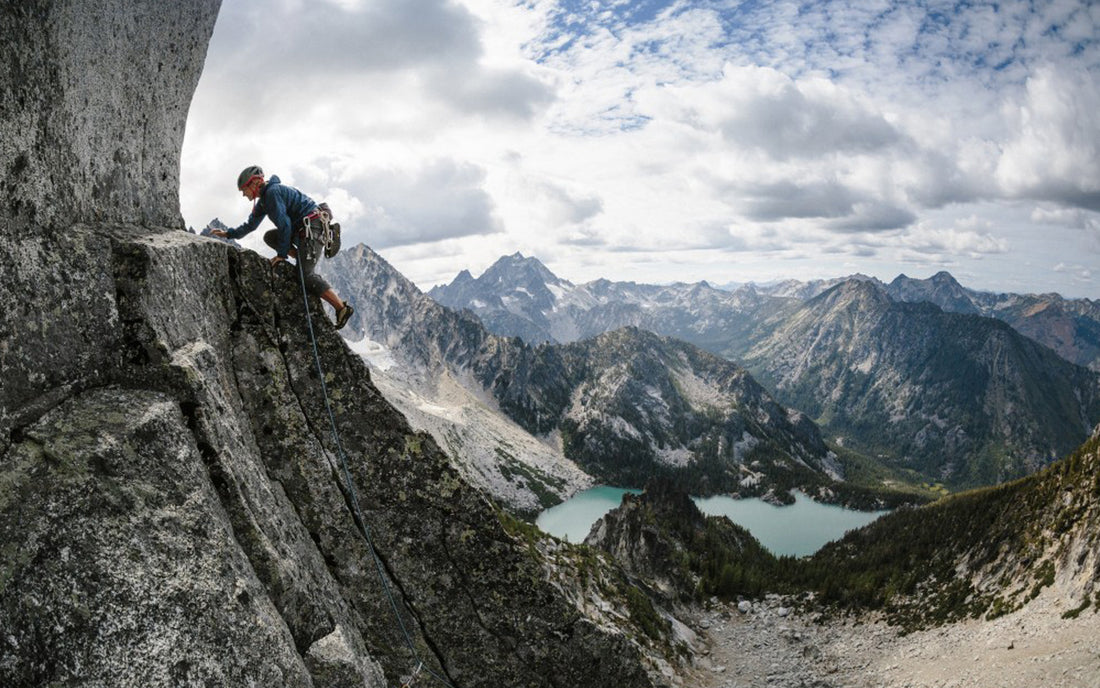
213, 165, 354, 329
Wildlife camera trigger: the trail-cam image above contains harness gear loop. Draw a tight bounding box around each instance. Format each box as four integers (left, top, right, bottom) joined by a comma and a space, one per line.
302, 203, 337, 258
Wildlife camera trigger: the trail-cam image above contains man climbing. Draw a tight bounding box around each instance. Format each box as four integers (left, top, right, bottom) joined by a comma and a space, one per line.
213, 165, 354, 329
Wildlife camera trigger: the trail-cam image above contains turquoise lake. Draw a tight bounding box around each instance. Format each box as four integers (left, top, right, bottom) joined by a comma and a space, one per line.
535, 486, 890, 557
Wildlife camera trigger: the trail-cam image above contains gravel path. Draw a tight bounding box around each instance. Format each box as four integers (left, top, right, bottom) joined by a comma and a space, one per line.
677, 591, 1100, 688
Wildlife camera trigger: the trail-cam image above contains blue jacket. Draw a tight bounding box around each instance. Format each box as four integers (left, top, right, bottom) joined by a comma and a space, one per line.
227, 175, 318, 258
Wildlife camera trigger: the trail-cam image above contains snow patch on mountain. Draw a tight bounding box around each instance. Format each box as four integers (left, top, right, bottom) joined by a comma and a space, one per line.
345, 336, 398, 371
359, 357, 592, 515
656, 446, 694, 468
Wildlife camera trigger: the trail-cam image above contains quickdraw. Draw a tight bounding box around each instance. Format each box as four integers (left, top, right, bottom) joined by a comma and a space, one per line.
400, 661, 424, 688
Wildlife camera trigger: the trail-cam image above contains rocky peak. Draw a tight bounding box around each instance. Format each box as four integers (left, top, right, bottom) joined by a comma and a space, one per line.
427, 253, 575, 344
811, 277, 892, 309
475, 252, 562, 289
888, 271, 980, 314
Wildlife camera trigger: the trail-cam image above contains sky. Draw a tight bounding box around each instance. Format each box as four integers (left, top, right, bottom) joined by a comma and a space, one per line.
180, 0, 1100, 298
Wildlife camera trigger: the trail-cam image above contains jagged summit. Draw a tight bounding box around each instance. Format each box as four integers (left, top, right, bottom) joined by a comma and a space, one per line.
807, 275, 894, 308
192, 218, 240, 247
429, 252, 581, 344
888, 270, 979, 314
753, 273, 884, 300
481, 252, 572, 291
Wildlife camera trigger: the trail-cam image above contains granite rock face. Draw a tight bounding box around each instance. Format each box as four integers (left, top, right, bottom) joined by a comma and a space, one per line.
0, 2, 659, 686
1, 386, 321, 686
0, 0, 217, 228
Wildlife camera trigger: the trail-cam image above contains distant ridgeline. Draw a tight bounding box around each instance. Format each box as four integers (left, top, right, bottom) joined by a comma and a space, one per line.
428, 254, 1100, 490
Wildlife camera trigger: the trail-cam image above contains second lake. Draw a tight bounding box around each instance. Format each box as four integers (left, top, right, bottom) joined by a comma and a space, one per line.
535, 486, 889, 557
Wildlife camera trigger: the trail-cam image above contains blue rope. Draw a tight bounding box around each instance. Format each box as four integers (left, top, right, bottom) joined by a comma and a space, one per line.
292, 253, 454, 688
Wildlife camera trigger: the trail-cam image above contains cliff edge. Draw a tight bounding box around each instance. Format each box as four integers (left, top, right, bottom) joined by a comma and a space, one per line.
0, 2, 658, 686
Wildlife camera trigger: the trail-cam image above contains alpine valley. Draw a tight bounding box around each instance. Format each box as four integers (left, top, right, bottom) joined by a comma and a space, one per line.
317, 247, 1100, 685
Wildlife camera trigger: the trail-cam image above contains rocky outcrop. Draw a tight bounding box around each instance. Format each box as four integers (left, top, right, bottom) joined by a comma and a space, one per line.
0, 2, 659, 686
585, 480, 782, 613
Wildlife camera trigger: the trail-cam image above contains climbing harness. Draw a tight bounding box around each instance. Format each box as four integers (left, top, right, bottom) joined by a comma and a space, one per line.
302, 203, 341, 259
292, 258, 453, 688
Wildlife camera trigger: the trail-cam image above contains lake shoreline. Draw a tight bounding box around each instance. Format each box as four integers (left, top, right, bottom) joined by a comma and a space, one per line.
536, 485, 891, 557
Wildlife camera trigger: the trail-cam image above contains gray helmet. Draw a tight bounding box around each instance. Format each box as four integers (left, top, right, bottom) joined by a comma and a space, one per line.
237, 165, 264, 190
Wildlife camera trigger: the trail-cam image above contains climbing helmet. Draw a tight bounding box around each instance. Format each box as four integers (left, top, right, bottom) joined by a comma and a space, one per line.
237, 165, 264, 190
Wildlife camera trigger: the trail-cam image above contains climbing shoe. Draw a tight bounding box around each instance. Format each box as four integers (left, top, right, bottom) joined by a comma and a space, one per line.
324, 221, 341, 258
335, 301, 354, 330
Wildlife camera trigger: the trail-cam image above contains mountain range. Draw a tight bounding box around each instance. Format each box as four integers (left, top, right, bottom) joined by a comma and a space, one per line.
738, 279, 1100, 484
429, 254, 1100, 487
431, 255, 1100, 374
765, 270, 1100, 374
320, 246, 867, 512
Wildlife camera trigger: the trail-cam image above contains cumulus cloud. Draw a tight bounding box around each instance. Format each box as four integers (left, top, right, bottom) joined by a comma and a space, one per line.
995, 66, 1100, 210
532, 181, 603, 226
710, 69, 903, 161
738, 179, 858, 221
314, 159, 503, 248
828, 202, 918, 233
206, 0, 553, 116
427, 66, 556, 119
898, 221, 1010, 260
1030, 205, 1100, 231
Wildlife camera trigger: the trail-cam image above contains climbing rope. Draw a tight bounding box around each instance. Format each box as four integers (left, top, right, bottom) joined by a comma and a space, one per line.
291, 249, 455, 688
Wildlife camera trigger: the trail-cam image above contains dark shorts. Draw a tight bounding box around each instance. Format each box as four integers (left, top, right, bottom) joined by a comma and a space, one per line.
263, 228, 331, 298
